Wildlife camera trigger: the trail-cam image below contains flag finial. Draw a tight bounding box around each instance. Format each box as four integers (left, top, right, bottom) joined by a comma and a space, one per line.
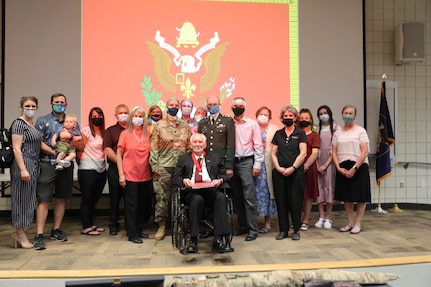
382, 73, 387, 80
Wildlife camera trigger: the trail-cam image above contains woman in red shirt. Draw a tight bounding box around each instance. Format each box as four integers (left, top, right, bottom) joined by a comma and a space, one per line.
117, 106, 153, 244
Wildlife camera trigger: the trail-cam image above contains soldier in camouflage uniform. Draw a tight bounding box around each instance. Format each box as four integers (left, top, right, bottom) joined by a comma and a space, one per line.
150, 98, 192, 240
198, 95, 235, 177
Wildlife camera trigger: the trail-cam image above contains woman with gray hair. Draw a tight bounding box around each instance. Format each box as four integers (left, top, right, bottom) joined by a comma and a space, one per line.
271, 105, 307, 241
117, 106, 153, 243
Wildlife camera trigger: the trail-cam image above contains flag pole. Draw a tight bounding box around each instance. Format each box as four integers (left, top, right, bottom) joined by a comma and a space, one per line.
373, 73, 392, 214
372, 185, 387, 214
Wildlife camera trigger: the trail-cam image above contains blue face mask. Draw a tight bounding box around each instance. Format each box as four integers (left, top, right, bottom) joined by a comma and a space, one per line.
52, 104, 66, 114
167, 107, 179, 117
208, 106, 220, 115
319, 114, 330, 122
342, 114, 354, 124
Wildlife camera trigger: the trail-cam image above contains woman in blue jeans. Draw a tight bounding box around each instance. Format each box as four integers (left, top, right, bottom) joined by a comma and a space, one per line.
78, 107, 107, 236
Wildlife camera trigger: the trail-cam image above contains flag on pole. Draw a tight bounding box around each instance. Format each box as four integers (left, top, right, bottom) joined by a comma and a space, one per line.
376, 80, 395, 186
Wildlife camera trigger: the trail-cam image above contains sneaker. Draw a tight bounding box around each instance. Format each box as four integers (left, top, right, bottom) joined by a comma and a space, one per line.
324, 219, 333, 230
300, 223, 309, 231
50, 229, 68, 242
55, 164, 63, 171
314, 218, 325, 228
34, 234, 46, 250
59, 160, 71, 168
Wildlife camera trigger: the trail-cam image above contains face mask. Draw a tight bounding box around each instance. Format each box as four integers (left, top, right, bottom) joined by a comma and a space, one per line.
282, 118, 294, 127
117, 113, 129, 123
52, 104, 66, 114
23, 109, 37, 118
299, 120, 310, 128
181, 107, 192, 116
91, 118, 103, 127
319, 114, 330, 122
342, 114, 355, 124
194, 115, 203, 123
257, 115, 269, 125
167, 107, 179, 117
150, 117, 160, 123
232, 107, 245, 117
132, 117, 144, 126
208, 106, 220, 115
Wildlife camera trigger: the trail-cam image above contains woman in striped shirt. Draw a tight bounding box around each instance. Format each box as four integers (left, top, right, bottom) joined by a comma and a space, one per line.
11, 97, 53, 248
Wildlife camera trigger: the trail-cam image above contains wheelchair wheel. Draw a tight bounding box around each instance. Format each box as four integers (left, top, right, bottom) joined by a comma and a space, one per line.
171, 191, 180, 248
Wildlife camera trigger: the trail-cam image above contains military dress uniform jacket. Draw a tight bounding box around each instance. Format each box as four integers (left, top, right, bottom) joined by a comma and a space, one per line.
198, 114, 235, 170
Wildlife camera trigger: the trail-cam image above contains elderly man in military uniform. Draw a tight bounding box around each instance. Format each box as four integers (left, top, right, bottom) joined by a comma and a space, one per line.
150, 97, 192, 240
198, 95, 235, 178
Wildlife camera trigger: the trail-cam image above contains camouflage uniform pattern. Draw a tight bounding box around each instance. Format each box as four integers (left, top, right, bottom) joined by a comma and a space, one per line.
150, 118, 191, 223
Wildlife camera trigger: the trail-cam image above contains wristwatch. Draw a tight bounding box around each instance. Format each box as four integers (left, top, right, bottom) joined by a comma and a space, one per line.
353, 165, 358, 170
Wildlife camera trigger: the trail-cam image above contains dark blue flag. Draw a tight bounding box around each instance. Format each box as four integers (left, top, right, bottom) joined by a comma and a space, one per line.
376, 80, 395, 186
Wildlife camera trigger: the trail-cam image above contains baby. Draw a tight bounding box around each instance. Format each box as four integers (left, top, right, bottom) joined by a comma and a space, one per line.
51, 114, 82, 170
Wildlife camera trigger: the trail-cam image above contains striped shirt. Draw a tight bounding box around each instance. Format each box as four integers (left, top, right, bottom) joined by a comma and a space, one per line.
332, 125, 369, 164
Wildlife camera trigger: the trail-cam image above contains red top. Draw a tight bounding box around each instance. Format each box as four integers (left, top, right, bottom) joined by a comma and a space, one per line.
118, 130, 152, 182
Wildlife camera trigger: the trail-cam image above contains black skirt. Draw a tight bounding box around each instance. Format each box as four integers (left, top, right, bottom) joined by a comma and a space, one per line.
334, 160, 371, 203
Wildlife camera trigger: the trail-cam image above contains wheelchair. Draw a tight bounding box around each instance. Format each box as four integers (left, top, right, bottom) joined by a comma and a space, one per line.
171, 186, 234, 255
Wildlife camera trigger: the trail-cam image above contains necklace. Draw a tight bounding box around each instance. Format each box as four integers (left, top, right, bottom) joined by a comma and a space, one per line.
133, 130, 143, 142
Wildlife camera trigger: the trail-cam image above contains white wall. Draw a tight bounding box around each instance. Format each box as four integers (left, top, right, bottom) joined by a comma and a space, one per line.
365, 0, 431, 204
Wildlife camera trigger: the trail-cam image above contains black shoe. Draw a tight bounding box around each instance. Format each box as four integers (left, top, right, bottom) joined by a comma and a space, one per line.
109, 226, 118, 236
245, 233, 257, 241
212, 238, 234, 253
292, 232, 300, 241
186, 241, 198, 253
129, 237, 143, 244
276, 232, 288, 240
34, 234, 46, 250
50, 229, 68, 242
140, 233, 149, 239
233, 229, 248, 236
199, 230, 213, 239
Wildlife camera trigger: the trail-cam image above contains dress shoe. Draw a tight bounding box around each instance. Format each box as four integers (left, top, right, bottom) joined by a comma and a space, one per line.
199, 230, 213, 239
245, 233, 257, 241
275, 232, 288, 240
140, 233, 149, 239
129, 237, 143, 244
291, 232, 300, 241
233, 229, 248, 236
212, 239, 235, 253
109, 226, 118, 236
186, 241, 198, 253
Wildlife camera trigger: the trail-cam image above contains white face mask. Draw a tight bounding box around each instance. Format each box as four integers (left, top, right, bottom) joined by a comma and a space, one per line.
257, 115, 269, 125
23, 109, 37, 118
181, 107, 192, 116
194, 115, 203, 123
117, 113, 129, 123
132, 117, 144, 126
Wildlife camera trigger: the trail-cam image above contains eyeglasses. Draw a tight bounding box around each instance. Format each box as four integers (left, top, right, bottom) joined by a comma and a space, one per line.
285, 136, 290, 145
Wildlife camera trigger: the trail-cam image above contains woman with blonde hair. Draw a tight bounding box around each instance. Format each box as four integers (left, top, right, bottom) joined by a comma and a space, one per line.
117, 106, 153, 243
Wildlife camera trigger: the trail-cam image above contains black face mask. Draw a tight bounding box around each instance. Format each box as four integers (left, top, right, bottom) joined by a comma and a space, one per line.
299, 120, 310, 128
282, 118, 294, 127
91, 118, 103, 127
232, 107, 245, 117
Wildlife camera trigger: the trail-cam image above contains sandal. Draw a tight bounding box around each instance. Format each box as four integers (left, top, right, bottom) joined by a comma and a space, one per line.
350, 226, 362, 234
259, 226, 271, 233
339, 225, 353, 232
300, 223, 309, 231
94, 226, 105, 232
81, 228, 100, 236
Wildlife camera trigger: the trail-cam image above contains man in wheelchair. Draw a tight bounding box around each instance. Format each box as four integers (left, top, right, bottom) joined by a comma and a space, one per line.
173, 133, 234, 254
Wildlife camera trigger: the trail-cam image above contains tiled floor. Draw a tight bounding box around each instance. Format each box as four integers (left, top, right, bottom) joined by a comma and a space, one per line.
0, 207, 430, 274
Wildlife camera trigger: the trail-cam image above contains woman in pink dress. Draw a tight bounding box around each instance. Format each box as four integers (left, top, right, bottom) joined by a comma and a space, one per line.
314, 105, 339, 230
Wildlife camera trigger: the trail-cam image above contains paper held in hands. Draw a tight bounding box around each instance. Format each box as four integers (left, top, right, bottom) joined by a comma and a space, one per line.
191, 182, 215, 189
